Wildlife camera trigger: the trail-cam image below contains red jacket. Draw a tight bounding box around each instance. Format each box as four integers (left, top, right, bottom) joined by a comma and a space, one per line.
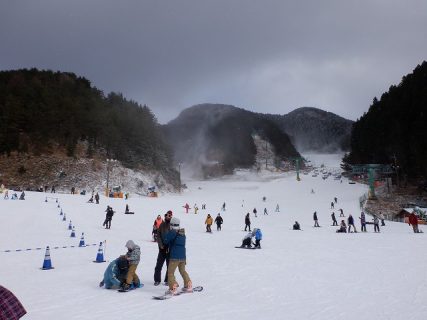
408, 213, 418, 225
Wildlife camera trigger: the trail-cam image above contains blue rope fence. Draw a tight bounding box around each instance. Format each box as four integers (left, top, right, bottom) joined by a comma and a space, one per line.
1, 243, 99, 253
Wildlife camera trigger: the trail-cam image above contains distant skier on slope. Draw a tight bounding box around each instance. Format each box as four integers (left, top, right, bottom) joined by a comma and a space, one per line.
313, 211, 320, 227
244, 213, 251, 232
215, 213, 223, 231
253, 228, 262, 248
293, 221, 301, 230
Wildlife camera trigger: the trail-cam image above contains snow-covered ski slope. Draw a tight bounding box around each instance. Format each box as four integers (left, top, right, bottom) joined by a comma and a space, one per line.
1, 154, 426, 320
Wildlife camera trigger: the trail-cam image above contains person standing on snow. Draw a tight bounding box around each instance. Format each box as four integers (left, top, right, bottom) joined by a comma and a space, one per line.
263, 208, 268, 215
253, 208, 257, 218
331, 212, 338, 226
95, 192, 100, 204
244, 213, 251, 231
214, 213, 223, 231
347, 214, 357, 233
275, 204, 280, 212
163, 217, 192, 295
330, 201, 335, 209
154, 211, 172, 285
373, 216, 380, 233
313, 211, 320, 227
339, 208, 344, 217
408, 212, 419, 233
360, 212, 367, 232
253, 228, 262, 248
183, 203, 190, 213
120, 240, 141, 291
222, 202, 226, 211
205, 214, 213, 232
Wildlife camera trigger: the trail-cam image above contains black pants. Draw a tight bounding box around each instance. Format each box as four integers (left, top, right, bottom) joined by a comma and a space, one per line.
314, 220, 319, 227
242, 238, 252, 247
206, 225, 212, 232
245, 223, 251, 231
154, 248, 169, 283
332, 220, 338, 226
216, 223, 221, 231
254, 239, 261, 248
361, 224, 366, 232
374, 224, 380, 232
103, 218, 111, 229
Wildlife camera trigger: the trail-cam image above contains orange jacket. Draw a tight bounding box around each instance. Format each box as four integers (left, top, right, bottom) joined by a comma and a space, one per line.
205, 216, 213, 225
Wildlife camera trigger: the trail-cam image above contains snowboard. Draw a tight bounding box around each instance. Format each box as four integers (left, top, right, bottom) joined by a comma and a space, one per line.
234, 246, 259, 249
118, 283, 144, 292
152, 286, 203, 300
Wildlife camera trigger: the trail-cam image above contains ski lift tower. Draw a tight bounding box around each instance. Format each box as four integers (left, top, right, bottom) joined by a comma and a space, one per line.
351, 164, 393, 200
288, 157, 304, 181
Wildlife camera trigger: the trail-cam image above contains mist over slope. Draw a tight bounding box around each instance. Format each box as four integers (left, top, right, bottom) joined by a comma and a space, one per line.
163, 104, 300, 177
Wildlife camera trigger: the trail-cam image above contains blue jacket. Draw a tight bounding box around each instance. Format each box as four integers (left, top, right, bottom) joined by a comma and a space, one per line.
103, 258, 126, 289
163, 229, 186, 260
255, 229, 262, 240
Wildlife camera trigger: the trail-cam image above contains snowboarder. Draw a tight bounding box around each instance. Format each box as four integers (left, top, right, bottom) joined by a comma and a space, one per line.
263, 208, 268, 215
154, 211, 172, 286
253, 228, 262, 248
87, 195, 94, 203
19, 191, 25, 200
202, 204, 206, 210
262, 196, 266, 202
339, 208, 344, 217
222, 202, 226, 211
347, 214, 357, 233
103, 206, 114, 229
373, 216, 380, 233
240, 232, 254, 248
3, 190, 8, 199
275, 204, 280, 212
408, 212, 420, 233
244, 213, 251, 232
330, 201, 334, 209
313, 211, 320, 227
360, 212, 367, 232
336, 220, 347, 233
379, 212, 386, 226
214, 213, 223, 231
205, 214, 213, 233
331, 212, 338, 226
253, 208, 257, 218
311, 189, 315, 194
99, 255, 129, 289
334, 197, 338, 204
293, 221, 301, 230
163, 217, 192, 295
194, 204, 199, 215
124, 204, 134, 214
95, 192, 100, 204
120, 240, 141, 291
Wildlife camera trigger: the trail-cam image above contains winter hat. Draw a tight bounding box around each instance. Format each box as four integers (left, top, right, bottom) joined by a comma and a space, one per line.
125, 240, 135, 250
167, 210, 173, 216
170, 217, 180, 230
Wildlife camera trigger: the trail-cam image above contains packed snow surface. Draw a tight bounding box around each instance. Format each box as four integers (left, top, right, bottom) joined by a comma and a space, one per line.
1, 154, 426, 320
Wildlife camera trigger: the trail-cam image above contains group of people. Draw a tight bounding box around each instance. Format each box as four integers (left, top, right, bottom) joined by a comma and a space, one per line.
204, 213, 223, 232
240, 228, 263, 248
3, 190, 25, 200
87, 192, 100, 204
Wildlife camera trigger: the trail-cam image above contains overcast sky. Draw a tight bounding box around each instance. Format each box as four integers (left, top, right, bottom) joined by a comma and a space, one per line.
1, 1, 426, 124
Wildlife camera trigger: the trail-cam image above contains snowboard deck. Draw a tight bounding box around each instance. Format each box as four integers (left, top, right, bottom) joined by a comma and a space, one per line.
152, 286, 203, 300
118, 283, 144, 292
234, 246, 260, 249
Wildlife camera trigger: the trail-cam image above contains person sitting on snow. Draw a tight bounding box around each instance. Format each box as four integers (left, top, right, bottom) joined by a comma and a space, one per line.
253, 228, 262, 248
240, 232, 254, 248
99, 256, 129, 289
336, 220, 347, 233
293, 221, 301, 230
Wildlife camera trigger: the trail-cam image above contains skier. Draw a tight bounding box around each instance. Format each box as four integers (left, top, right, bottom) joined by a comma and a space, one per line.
275, 204, 280, 212
240, 232, 254, 248
253, 228, 262, 248
330, 201, 334, 209
205, 214, 213, 233
373, 216, 380, 233
183, 203, 190, 213
194, 204, 199, 215
222, 202, 226, 211
347, 214, 357, 233
331, 212, 338, 226
360, 212, 367, 232
263, 208, 268, 215
253, 208, 257, 218
120, 240, 141, 291
214, 213, 223, 231
99, 255, 129, 289
293, 221, 301, 230
313, 211, 320, 227
202, 204, 206, 210
339, 208, 344, 217
336, 220, 347, 233
262, 196, 266, 202
163, 217, 192, 295
244, 213, 251, 232
95, 192, 100, 204
334, 197, 338, 204
154, 211, 172, 286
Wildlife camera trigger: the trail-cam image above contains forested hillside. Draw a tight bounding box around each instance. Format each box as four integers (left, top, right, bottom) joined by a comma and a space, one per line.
343, 61, 427, 181
0, 69, 174, 172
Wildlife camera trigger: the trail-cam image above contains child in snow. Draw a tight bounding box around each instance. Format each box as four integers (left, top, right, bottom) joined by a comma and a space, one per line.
99, 256, 129, 289
240, 232, 254, 248
163, 217, 192, 295
121, 240, 141, 291
205, 214, 213, 232
336, 220, 347, 233
253, 228, 262, 248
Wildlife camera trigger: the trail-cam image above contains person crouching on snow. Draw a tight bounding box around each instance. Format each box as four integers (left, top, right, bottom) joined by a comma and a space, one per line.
253, 228, 262, 248
121, 240, 141, 291
163, 217, 192, 295
240, 232, 254, 248
99, 255, 129, 289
